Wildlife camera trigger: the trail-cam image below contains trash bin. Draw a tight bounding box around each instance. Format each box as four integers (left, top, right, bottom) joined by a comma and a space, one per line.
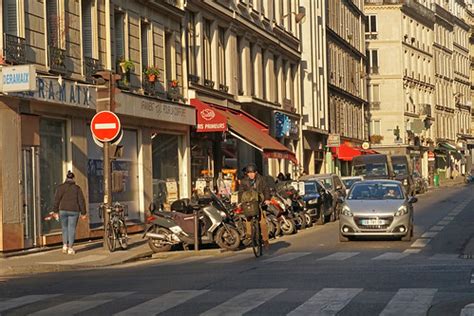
434, 174, 439, 187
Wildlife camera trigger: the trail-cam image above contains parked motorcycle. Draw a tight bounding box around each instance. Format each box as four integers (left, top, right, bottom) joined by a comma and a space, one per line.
267, 192, 297, 235
143, 194, 241, 252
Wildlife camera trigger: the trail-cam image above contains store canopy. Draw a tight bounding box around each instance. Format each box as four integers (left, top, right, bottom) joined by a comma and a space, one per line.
190, 99, 297, 163
190, 99, 227, 132
330, 144, 362, 161
436, 142, 462, 159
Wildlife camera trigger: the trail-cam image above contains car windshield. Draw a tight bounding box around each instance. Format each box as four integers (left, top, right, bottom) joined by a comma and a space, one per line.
304, 183, 318, 194
316, 177, 333, 190
393, 164, 408, 176
348, 183, 404, 200
342, 178, 361, 189
353, 163, 388, 177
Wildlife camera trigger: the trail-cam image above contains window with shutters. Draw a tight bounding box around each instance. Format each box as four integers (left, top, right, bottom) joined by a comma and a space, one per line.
141, 21, 151, 69
165, 32, 174, 89
114, 11, 126, 66
46, 0, 60, 47
82, 0, 97, 59
218, 26, 226, 87
3, 0, 18, 36
202, 19, 212, 81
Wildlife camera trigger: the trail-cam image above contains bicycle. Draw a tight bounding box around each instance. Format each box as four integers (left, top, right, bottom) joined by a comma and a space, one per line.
249, 212, 263, 258
99, 202, 128, 252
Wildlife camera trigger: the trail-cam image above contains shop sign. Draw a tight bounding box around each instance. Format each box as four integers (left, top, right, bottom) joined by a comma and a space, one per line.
11, 77, 95, 109
0, 65, 36, 92
362, 142, 370, 150
275, 112, 299, 139
326, 134, 341, 147
428, 151, 435, 161
194, 103, 227, 132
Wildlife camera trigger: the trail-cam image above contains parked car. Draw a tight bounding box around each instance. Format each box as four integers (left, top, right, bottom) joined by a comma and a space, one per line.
413, 171, 428, 194
391, 155, 415, 196
300, 174, 346, 221
299, 179, 333, 225
341, 176, 364, 195
352, 154, 394, 180
339, 180, 417, 242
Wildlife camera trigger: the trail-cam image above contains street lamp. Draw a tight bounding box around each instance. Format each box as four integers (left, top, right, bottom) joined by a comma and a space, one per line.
281, 6, 306, 24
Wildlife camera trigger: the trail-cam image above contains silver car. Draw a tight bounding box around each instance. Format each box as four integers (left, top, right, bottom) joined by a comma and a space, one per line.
339, 180, 417, 242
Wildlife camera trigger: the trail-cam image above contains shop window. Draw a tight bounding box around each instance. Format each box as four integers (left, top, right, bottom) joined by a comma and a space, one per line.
39, 118, 67, 234
87, 129, 140, 227
152, 133, 181, 206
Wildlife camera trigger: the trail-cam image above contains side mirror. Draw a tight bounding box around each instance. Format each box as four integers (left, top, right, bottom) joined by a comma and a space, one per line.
148, 202, 157, 212
408, 196, 418, 204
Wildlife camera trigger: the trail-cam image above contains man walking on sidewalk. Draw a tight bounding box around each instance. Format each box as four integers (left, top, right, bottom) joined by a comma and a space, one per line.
53, 171, 87, 255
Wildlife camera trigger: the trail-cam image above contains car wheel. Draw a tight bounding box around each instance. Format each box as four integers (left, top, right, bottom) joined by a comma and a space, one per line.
317, 211, 325, 225
339, 232, 349, 242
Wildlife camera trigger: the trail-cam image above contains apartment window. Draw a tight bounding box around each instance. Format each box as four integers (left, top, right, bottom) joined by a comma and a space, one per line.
3, 0, 17, 35
250, 43, 255, 96
368, 50, 379, 74
218, 27, 226, 86
274, 55, 279, 102
114, 11, 126, 64
165, 32, 174, 88
203, 19, 212, 80
46, 0, 60, 46
82, 0, 96, 58
141, 21, 151, 69
279, 0, 284, 25
370, 120, 381, 135
262, 50, 266, 100
187, 12, 197, 76
237, 36, 243, 94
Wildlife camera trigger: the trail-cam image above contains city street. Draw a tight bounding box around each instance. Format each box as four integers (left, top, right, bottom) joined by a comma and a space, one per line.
1, 185, 474, 315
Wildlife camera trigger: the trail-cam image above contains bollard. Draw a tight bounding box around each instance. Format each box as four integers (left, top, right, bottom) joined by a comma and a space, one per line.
194, 209, 199, 252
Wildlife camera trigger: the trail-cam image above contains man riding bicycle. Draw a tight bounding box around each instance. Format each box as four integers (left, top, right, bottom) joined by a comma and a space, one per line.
238, 163, 271, 249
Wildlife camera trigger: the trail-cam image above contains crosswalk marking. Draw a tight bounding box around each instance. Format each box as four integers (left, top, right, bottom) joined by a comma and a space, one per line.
411, 239, 431, 248
421, 231, 439, 238
443, 216, 455, 221
114, 290, 208, 316
403, 249, 421, 254
372, 252, 410, 261
263, 252, 311, 263
209, 254, 249, 264
317, 252, 359, 261
430, 225, 445, 232
437, 220, 451, 225
287, 288, 362, 316
0, 294, 61, 313
460, 303, 474, 316
30, 292, 132, 316
379, 288, 437, 316
429, 254, 459, 261
201, 288, 285, 316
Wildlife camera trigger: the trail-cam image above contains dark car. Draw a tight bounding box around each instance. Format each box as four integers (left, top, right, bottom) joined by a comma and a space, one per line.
300, 180, 333, 225
300, 173, 346, 222
390, 155, 414, 196
352, 154, 394, 180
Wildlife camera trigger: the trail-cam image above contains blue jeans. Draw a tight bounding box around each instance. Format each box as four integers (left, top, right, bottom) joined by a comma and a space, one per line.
59, 211, 79, 247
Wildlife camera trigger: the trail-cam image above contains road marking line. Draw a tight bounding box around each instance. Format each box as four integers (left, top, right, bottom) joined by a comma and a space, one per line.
209, 254, 249, 264
201, 288, 285, 316
460, 303, 474, 316
0, 295, 61, 313
95, 123, 117, 129
379, 288, 437, 316
263, 252, 311, 263
429, 254, 460, 261
287, 288, 362, 316
430, 225, 445, 232
437, 220, 451, 225
30, 292, 132, 316
403, 249, 421, 254
372, 252, 410, 260
114, 290, 208, 316
410, 239, 431, 248
443, 216, 455, 221
421, 232, 438, 238
317, 252, 360, 261
40, 255, 108, 265
160, 256, 213, 266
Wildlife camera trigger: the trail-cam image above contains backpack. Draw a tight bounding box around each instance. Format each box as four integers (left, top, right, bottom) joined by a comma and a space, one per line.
241, 190, 260, 218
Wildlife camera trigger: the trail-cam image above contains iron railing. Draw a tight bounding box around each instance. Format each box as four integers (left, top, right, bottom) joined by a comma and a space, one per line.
3, 34, 26, 64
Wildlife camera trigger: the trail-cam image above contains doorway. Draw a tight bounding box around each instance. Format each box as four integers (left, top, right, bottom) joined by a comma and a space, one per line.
21, 147, 40, 248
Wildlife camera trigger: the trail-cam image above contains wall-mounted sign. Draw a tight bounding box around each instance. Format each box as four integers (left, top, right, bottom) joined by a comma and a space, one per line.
326, 134, 341, 147
362, 142, 370, 150
1, 65, 36, 93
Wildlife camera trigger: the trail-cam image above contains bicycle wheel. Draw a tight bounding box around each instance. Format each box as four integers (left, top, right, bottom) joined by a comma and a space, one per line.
117, 219, 128, 250
105, 221, 116, 252
251, 217, 263, 258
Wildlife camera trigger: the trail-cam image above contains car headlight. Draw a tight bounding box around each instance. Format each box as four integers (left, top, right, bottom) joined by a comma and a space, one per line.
341, 205, 353, 217
308, 199, 318, 204
394, 205, 408, 217
403, 179, 408, 185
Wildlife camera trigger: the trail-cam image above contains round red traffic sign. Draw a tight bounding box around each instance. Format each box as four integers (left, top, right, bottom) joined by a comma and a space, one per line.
90, 111, 121, 142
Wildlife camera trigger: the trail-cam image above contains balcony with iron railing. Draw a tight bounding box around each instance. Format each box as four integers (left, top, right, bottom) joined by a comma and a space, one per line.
48, 46, 67, 74
83, 56, 99, 82
3, 33, 27, 64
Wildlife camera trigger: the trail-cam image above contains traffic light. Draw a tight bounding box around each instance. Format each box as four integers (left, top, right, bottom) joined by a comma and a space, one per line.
93, 71, 121, 112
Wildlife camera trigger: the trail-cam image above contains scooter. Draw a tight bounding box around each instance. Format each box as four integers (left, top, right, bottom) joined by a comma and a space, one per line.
143, 195, 241, 253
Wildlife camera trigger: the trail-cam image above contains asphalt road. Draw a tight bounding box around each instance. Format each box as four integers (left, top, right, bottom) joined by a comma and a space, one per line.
1, 185, 474, 316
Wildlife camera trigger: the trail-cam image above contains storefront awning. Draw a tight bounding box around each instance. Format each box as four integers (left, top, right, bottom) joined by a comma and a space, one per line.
330, 144, 362, 161
190, 99, 297, 163
190, 99, 227, 132
436, 142, 462, 160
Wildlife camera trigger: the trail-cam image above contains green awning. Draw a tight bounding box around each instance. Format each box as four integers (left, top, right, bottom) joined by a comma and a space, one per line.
438, 142, 457, 152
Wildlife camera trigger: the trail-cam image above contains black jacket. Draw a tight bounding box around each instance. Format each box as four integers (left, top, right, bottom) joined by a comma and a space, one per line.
238, 173, 271, 202
53, 179, 87, 215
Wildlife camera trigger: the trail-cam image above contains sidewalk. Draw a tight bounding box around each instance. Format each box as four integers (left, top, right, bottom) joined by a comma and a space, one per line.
0, 234, 153, 277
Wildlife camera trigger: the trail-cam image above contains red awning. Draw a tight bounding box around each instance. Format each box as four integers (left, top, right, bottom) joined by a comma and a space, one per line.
190, 99, 297, 163
190, 99, 227, 132
331, 144, 362, 161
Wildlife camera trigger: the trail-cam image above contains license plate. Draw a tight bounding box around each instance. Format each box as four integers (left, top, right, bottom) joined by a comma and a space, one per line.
361, 219, 386, 226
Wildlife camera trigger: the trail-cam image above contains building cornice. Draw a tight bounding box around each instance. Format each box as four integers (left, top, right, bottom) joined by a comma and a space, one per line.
327, 28, 365, 59
328, 83, 368, 105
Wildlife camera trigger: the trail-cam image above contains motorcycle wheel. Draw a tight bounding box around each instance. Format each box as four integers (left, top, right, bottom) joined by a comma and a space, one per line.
272, 217, 282, 237
305, 212, 313, 228
281, 217, 296, 235
215, 226, 241, 251
266, 217, 276, 239
296, 213, 306, 230
147, 227, 173, 253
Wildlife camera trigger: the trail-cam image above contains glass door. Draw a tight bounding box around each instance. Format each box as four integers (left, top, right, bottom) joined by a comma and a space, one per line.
21, 147, 40, 248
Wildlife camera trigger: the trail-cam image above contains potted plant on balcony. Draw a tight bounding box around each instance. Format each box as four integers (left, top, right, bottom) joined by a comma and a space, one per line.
168, 79, 183, 102
369, 135, 384, 144
117, 57, 134, 86
143, 66, 160, 83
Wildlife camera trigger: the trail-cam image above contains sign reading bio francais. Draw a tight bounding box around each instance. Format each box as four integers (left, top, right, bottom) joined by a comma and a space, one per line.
0, 65, 36, 93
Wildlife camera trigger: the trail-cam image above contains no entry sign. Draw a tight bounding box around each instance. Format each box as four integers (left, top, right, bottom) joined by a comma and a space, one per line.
91, 111, 121, 142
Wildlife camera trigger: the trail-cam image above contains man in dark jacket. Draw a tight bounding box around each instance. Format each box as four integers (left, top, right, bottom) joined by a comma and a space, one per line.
238, 163, 271, 248
53, 171, 87, 255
